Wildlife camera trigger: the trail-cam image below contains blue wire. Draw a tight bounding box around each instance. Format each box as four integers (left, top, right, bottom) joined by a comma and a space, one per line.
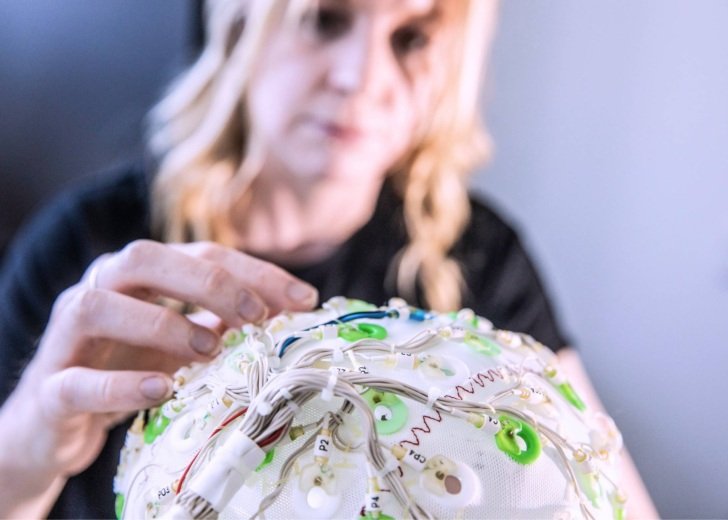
276, 308, 434, 357
277, 310, 395, 357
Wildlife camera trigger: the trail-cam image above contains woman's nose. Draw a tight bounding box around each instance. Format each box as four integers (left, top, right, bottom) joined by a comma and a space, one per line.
327, 23, 397, 102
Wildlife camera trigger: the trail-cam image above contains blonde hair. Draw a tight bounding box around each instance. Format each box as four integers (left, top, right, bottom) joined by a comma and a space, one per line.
148, 0, 497, 311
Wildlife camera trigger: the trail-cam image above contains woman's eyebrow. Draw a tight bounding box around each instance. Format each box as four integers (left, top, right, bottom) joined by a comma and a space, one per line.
406, 4, 443, 27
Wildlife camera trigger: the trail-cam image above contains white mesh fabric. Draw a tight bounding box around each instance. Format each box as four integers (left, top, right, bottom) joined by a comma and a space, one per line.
116, 298, 624, 520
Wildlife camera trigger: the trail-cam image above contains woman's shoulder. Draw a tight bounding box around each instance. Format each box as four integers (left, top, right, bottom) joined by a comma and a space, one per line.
458, 191, 568, 350
459, 191, 523, 256
2, 161, 152, 292
20, 162, 151, 256
3, 160, 151, 260
456, 191, 531, 293
50, 162, 151, 239
0, 163, 153, 374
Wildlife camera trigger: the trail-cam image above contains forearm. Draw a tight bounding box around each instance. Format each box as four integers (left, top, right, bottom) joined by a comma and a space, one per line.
0, 469, 65, 520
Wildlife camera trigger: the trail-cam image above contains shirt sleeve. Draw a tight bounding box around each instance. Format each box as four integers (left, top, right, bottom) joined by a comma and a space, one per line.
0, 165, 150, 405
460, 199, 569, 352
0, 193, 92, 404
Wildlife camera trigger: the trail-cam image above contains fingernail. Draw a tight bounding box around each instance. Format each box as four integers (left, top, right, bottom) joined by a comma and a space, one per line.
140, 376, 171, 401
238, 292, 267, 322
190, 326, 219, 355
286, 281, 318, 306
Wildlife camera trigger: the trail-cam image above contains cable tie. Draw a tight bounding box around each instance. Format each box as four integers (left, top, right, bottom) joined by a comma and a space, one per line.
267, 355, 281, 369
331, 344, 344, 363
242, 324, 257, 335
285, 400, 300, 415
257, 401, 273, 416
375, 449, 401, 477
323, 296, 347, 315
321, 370, 339, 402
212, 384, 227, 401
426, 387, 443, 409
251, 340, 267, 356
280, 387, 293, 401
396, 352, 416, 370
319, 324, 339, 340
477, 317, 494, 332
456, 308, 475, 323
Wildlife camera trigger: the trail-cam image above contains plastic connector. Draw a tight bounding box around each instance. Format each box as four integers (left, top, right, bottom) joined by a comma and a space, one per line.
187, 430, 266, 512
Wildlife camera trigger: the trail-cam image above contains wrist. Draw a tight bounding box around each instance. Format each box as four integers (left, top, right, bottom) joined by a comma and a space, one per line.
0, 395, 67, 518
0, 467, 65, 519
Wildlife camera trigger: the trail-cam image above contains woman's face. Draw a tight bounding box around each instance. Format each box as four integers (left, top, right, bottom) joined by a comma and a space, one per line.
247, 0, 463, 192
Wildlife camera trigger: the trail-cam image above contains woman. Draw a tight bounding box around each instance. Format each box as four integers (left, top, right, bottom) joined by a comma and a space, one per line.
0, 0, 656, 517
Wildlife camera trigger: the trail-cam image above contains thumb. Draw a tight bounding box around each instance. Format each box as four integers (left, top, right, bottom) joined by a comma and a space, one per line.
41, 367, 173, 420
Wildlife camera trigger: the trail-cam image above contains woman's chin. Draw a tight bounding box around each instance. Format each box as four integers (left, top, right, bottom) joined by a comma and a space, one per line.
285, 143, 382, 184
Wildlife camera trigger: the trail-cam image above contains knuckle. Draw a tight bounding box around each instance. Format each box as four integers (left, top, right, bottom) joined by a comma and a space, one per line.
117, 239, 157, 271
56, 368, 81, 410
151, 307, 178, 337
202, 265, 231, 293
69, 288, 106, 329
51, 286, 78, 318
196, 241, 222, 261
97, 374, 115, 407
241, 254, 278, 285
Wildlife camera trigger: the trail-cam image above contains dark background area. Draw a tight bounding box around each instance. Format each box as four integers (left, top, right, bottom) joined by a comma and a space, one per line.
0, 0, 202, 258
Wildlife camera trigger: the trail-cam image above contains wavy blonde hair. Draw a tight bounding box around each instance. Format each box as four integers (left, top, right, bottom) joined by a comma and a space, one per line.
148, 0, 497, 311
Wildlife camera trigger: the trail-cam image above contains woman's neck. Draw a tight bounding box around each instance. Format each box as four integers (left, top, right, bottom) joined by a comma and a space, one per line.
227, 170, 384, 268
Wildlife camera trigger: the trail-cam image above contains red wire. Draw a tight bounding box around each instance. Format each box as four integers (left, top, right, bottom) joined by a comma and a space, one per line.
211, 408, 248, 435
175, 451, 200, 494
175, 407, 248, 493
258, 427, 286, 448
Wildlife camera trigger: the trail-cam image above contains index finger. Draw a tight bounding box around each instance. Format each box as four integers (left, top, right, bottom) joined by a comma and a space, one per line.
171, 242, 319, 315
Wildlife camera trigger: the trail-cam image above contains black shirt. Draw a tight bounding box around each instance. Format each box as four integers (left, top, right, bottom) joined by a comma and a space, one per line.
0, 164, 567, 518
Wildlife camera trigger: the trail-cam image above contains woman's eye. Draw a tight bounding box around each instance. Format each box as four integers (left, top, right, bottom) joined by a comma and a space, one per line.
304, 7, 352, 40
392, 26, 430, 55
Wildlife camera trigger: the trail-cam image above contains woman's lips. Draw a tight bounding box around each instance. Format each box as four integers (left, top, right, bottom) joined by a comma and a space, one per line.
308, 117, 364, 142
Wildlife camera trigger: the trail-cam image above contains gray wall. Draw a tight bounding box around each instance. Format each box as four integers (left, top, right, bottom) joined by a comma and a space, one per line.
1, 1, 726, 518
0, 0, 195, 255
478, 1, 728, 518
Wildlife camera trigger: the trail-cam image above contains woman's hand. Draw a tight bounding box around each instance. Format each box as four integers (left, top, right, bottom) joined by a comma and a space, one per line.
0, 240, 318, 517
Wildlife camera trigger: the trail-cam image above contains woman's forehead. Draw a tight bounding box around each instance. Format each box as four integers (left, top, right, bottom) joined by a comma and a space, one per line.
325, 0, 442, 20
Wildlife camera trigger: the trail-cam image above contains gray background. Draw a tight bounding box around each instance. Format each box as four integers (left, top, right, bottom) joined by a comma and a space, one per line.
0, 0, 196, 255
1, 1, 726, 518
478, 2, 728, 518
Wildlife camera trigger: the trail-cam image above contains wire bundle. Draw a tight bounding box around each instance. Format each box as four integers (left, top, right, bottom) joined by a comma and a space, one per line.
114, 297, 626, 520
